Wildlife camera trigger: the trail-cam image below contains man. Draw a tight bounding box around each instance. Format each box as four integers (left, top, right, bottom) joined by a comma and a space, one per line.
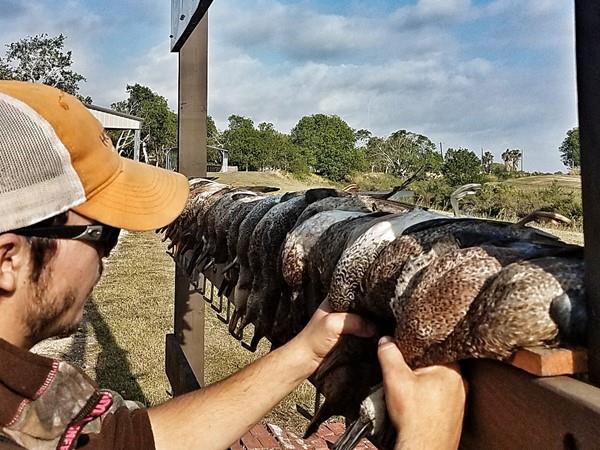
0, 81, 466, 450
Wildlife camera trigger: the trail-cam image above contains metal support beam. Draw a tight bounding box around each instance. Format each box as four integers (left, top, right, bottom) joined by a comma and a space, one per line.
221, 150, 228, 172
133, 129, 141, 162
167, 12, 209, 392
575, 0, 600, 385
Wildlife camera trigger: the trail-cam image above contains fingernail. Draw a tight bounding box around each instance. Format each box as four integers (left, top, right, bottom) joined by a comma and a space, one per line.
379, 336, 393, 346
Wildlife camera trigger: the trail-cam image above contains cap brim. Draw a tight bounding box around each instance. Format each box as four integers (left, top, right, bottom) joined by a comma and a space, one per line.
73, 157, 190, 231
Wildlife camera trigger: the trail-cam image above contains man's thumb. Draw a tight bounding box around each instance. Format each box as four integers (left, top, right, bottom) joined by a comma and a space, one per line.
377, 336, 412, 379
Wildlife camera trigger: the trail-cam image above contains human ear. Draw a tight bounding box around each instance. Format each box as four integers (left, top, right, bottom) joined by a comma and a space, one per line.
0, 234, 27, 294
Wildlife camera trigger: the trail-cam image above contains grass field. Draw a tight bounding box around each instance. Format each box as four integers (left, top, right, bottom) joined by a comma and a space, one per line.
500, 174, 581, 193
212, 170, 582, 195
209, 170, 337, 192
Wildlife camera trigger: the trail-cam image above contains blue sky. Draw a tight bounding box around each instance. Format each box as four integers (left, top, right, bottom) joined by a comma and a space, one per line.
0, 0, 577, 172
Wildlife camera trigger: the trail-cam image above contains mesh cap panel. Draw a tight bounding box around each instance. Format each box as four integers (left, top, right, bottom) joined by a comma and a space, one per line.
0, 93, 86, 233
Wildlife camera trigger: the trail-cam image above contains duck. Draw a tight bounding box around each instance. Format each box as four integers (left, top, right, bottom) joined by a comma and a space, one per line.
237, 188, 344, 351
304, 344, 382, 439
357, 217, 569, 326
393, 241, 581, 366
165, 180, 225, 264
305, 212, 391, 314
158, 177, 213, 243
415, 255, 586, 366
187, 186, 233, 276
326, 209, 445, 313
217, 196, 265, 297
274, 210, 369, 343
229, 196, 281, 339
294, 196, 369, 225
333, 248, 585, 450
201, 190, 257, 270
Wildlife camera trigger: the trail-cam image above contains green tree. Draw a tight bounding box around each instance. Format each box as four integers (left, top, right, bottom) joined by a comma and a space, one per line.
291, 114, 361, 181
0, 34, 88, 98
365, 136, 387, 172
482, 151, 494, 174
501, 148, 522, 172
366, 130, 442, 177
221, 115, 261, 171
355, 129, 372, 148
207, 115, 221, 163
559, 127, 580, 169
112, 84, 177, 167
442, 148, 483, 186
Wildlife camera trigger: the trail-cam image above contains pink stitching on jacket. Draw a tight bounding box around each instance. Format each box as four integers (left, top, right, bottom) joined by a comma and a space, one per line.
35, 360, 59, 398
58, 391, 114, 450
5, 360, 59, 428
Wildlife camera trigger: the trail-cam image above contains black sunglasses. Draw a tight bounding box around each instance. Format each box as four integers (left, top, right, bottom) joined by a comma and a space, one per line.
14, 224, 121, 257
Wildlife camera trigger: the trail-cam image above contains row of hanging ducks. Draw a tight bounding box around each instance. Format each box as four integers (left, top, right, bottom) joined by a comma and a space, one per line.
160, 177, 587, 449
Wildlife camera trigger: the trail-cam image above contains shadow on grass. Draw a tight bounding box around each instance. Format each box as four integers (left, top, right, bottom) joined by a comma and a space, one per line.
86, 297, 149, 405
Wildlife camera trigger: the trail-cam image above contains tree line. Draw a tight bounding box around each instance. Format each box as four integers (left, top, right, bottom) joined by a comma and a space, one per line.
211, 112, 538, 185
0, 33, 581, 185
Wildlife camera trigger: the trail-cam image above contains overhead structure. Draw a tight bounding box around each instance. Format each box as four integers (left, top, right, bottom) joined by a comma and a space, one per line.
207, 145, 229, 172
87, 104, 143, 161
170, 0, 214, 52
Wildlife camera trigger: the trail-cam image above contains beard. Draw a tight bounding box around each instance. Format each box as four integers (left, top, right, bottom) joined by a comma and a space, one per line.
25, 266, 82, 343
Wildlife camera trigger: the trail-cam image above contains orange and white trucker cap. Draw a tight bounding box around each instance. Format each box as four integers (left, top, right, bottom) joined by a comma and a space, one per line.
0, 81, 189, 233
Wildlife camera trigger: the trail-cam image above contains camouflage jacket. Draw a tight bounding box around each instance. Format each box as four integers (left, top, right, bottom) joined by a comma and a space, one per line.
0, 339, 154, 449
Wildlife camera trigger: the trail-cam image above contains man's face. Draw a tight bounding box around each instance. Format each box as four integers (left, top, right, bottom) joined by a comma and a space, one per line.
24, 211, 106, 343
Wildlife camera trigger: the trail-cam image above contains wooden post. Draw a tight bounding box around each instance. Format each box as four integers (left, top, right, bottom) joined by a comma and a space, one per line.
575, 0, 600, 386
166, 13, 209, 395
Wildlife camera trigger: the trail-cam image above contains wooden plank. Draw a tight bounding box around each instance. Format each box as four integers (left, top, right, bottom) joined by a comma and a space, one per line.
177, 13, 208, 178
167, 12, 209, 394
508, 347, 588, 377
575, 0, 600, 386
174, 268, 206, 386
460, 360, 600, 450
165, 333, 201, 396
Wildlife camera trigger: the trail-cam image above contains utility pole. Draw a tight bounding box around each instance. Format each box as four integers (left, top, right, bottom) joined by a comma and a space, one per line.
439, 142, 443, 159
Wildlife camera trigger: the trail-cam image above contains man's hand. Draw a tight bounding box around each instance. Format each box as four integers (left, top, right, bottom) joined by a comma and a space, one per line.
377, 337, 467, 450
149, 301, 376, 450
289, 300, 377, 376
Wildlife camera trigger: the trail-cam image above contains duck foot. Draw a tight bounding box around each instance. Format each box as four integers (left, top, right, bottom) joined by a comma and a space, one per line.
241, 331, 261, 352
228, 310, 243, 339
217, 279, 229, 298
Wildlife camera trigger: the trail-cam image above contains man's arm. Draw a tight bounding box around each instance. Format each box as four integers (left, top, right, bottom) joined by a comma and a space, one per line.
147, 303, 376, 450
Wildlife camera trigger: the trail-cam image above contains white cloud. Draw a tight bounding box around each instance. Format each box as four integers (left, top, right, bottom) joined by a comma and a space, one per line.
208, 0, 577, 171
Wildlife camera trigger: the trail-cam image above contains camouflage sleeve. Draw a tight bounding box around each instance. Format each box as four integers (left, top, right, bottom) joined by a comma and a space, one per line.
76, 407, 155, 450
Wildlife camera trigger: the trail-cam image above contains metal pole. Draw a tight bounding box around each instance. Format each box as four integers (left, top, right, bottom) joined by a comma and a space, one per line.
133, 129, 141, 162
575, 0, 600, 385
